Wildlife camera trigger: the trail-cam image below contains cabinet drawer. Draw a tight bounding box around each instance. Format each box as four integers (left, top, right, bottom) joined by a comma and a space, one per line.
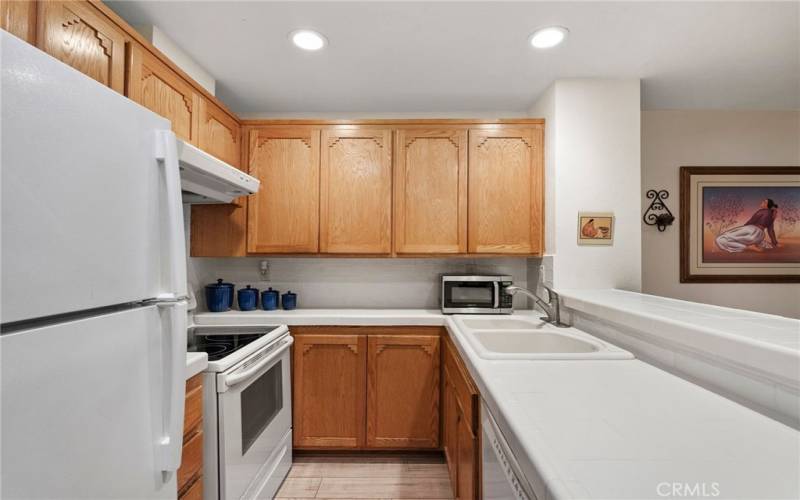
177, 430, 203, 494
183, 378, 203, 438
179, 475, 202, 500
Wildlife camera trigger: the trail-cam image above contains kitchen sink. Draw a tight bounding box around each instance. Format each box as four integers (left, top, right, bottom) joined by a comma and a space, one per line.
472, 330, 598, 354
461, 318, 545, 330
453, 316, 633, 360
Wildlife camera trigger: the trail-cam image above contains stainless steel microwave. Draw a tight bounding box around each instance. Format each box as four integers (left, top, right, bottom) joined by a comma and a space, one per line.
441, 275, 514, 314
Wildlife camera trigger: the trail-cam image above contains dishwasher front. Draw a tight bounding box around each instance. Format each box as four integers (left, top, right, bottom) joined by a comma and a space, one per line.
481, 401, 536, 500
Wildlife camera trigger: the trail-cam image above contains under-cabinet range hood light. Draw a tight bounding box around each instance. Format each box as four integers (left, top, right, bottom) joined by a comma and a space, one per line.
177, 139, 259, 204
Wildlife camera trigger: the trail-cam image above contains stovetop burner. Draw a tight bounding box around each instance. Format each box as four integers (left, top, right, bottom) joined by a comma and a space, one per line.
187, 326, 281, 362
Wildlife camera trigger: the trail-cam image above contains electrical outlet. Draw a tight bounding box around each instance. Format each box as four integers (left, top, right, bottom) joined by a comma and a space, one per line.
259, 260, 270, 281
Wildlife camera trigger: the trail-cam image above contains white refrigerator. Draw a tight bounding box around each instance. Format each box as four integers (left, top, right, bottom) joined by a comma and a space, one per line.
1, 32, 189, 498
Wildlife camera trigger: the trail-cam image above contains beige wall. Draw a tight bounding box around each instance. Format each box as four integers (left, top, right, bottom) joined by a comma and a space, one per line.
642, 110, 800, 318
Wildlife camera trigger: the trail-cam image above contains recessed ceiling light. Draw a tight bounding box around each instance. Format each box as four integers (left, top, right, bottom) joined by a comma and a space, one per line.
528, 26, 568, 49
290, 29, 327, 51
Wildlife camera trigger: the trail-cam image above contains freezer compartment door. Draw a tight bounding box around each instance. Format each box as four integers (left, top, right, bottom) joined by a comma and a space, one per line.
0, 304, 186, 499
0, 33, 187, 324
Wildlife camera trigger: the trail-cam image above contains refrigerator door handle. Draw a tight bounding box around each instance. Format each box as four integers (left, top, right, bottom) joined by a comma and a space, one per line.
157, 300, 188, 472
154, 130, 188, 300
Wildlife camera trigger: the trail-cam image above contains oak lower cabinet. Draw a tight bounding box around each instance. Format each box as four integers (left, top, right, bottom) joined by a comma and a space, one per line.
468, 126, 543, 254
320, 128, 393, 254
127, 43, 200, 145
293, 334, 367, 448
292, 327, 441, 450
443, 335, 481, 500
247, 127, 321, 254
394, 128, 467, 254
37, 0, 126, 93
178, 373, 204, 499
366, 335, 440, 448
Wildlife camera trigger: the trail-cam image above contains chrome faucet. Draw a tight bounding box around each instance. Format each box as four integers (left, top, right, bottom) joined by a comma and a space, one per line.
504, 285, 569, 327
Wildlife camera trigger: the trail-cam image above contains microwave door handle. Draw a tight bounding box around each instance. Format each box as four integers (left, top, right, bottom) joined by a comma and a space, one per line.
221, 337, 294, 391
493, 282, 500, 308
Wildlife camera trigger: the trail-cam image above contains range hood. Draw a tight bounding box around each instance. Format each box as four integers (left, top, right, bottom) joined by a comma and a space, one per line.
177, 139, 259, 204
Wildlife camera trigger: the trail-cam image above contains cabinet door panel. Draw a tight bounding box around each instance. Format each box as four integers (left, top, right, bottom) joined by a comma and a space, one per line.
247, 128, 320, 253
366, 335, 440, 448
2, 0, 36, 44
456, 412, 478, 500
190, 200, 247, 257
127, 43, 199, 144
198, 98, 240, 168
189, 98, 245, 256
293, 335, 366, 448
443, 366, 459, 494
395, 129, 467, 254
468, 126, 543, 254
38, 1, 125, 93
320, 128, 392, 254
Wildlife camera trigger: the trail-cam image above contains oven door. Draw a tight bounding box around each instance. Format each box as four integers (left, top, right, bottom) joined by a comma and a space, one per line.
442, 280, 500, 313
217, 334, 293, 500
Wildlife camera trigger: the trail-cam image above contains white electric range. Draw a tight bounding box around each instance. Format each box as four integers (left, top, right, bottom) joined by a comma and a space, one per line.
188, 325, 293, 500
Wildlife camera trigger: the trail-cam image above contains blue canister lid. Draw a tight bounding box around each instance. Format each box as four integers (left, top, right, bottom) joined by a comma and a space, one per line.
206, 278, 227, 289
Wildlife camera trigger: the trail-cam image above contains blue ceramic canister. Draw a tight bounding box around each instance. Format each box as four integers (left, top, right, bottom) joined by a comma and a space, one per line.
261, 287, 279, 311
237, 285, 259, 311
205, 279, 230, 312
221, 281, 235, 309
281, 290, 297, 310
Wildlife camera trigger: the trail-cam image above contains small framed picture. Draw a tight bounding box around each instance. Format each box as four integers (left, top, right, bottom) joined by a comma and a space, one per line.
578, 212, 614, 246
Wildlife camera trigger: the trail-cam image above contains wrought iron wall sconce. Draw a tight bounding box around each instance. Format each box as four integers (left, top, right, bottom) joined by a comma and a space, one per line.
643, 189, 675, 232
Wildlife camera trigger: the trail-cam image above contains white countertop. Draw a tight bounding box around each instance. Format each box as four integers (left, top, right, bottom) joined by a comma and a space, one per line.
446, 323, 800, 500
559, 289, 800, 388
193, 308, 447, 326
192, 307, 800, 499
185, 352, 207, 380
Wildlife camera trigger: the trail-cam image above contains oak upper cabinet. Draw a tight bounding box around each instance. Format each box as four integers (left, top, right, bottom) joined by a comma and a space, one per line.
1, 0, 36, 44
366, 335, 440, 449
190, 200, 247, 256
127, 43, 200, 145
247, 127, 321, 253
394, 129, 467, 254
468, 126, 543, 254
197, 98, 241, 167
320, 128, 392, 254
293, 334, 367, 448
37, 1, 126, 93
189, 99, 245, 257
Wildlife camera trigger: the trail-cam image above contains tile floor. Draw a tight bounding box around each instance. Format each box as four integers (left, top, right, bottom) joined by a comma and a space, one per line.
275, 453, 454, 499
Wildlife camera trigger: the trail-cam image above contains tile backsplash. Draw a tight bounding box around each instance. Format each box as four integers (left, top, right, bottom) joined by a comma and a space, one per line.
189, 257, 537, 310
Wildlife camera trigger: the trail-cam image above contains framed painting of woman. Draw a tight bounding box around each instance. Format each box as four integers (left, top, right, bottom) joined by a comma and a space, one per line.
680, 166, 800, 283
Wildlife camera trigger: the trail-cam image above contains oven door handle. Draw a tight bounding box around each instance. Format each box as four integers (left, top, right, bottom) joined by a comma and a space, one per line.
222, 337, 294, 391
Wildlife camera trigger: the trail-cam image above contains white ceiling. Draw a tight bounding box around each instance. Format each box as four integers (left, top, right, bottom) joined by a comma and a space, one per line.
107, 1, 800, 115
